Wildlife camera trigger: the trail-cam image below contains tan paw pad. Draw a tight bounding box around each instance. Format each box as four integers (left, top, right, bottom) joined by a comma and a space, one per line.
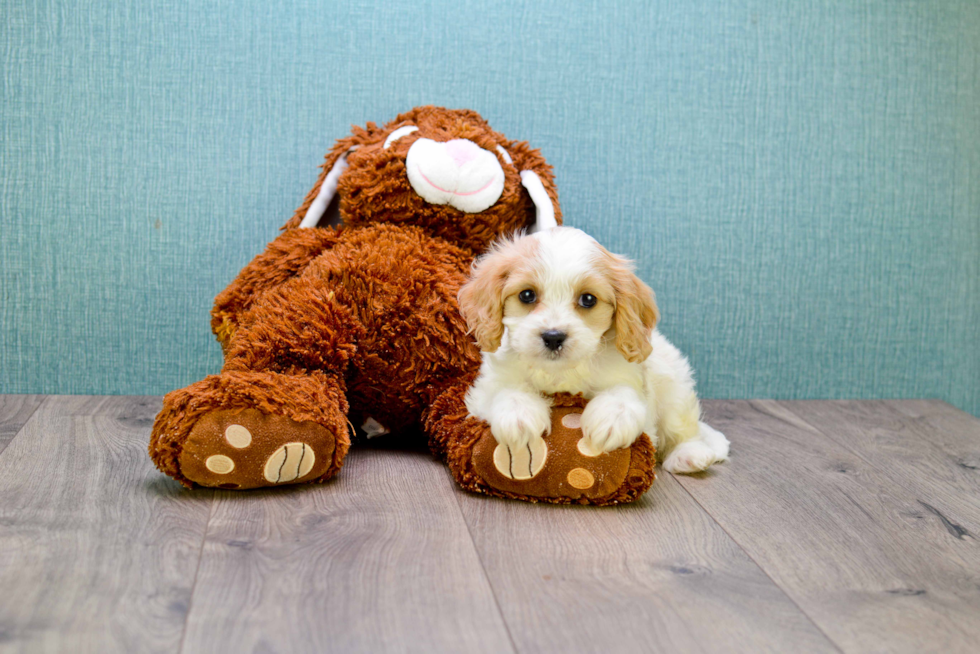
205, 455, 235, 474
567, 467, 595, 489
180, 409, 336, 489
576, 438, 603, 457
493, 439, 548, 480
263, 442, 316, 483
224, 424, 252, 448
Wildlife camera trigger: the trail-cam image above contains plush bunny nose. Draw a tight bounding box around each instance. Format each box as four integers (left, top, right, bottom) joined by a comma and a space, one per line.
541, 330, 567, 351
445, 139, 481, 167
406, 137, 505, 213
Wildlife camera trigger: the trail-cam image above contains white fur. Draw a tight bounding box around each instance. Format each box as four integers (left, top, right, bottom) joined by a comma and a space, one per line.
463, 227, 729, 474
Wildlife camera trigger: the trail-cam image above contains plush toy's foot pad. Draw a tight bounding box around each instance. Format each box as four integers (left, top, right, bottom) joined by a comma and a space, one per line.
179, 409, 336, 489
468, 395, 656, 505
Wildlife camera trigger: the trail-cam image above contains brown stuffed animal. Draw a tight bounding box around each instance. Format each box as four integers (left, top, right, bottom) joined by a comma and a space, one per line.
149, 106, 654, 504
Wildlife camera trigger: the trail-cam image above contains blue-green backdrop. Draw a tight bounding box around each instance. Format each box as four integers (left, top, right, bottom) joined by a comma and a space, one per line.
2, 0, 978, 416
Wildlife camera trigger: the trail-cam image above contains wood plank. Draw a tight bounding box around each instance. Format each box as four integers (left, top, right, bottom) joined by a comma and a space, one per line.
0, 396, 212, 653
885, 399, 980, 473
0, 395, 45, 455
455, 467, 837, 653
784, 400, 980, 523
677, 400, 980, 653
180, 446, 515, 654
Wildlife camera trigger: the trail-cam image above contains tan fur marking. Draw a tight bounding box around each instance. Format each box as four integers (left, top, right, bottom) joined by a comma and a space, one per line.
502, 293, 535, 320
459, 235, 540, 352
594, 245, 659, 363
578, 299, 614, 335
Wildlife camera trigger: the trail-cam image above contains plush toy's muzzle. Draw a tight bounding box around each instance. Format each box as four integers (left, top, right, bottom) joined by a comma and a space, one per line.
405, 137, 505, 213
290, 106, 560, 253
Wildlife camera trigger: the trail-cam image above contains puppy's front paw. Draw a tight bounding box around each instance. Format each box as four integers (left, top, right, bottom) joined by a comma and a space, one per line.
580, 390, 646, 454
489, 391, 551, 451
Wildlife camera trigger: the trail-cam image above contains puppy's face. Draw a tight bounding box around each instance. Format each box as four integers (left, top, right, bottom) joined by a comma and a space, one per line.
459, 227, 660, 366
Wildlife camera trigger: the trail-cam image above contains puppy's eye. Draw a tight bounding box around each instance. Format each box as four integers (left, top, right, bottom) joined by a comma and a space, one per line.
518, 289, 537, 304
578, 293, 597, 308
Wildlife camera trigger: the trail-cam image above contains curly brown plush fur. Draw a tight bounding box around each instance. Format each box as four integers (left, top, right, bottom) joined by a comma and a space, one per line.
149, 106, 654, 505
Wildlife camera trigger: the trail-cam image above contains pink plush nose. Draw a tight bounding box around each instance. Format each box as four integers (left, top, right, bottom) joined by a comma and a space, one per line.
445, 139, 481, 167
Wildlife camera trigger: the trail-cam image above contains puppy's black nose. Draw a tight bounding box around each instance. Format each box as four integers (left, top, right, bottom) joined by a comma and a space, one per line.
541, 330, 567, 351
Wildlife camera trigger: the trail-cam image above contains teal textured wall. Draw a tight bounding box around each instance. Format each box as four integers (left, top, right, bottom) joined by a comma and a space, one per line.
2, 1, 978, 416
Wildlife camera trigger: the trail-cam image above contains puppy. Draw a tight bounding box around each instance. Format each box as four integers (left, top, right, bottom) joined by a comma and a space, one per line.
458, 226, 729, 474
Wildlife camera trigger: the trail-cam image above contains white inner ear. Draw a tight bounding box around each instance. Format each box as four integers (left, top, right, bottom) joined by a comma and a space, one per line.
299, 148, 356, 228
495, 145, 513, 165
384, 125, 418, 149
520, 170, 558, 233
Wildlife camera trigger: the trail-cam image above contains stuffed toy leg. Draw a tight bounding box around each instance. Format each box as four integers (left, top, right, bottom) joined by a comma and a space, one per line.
426, 387, 656, 505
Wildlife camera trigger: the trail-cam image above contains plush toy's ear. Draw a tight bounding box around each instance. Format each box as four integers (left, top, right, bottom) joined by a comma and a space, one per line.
281, 134, 360, 230
506, 141, 562, 233
297, 148, 354, 229
520, 170, 558, 233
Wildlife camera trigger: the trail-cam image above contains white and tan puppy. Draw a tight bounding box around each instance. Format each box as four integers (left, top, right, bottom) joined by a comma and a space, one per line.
458, 226, 729, 474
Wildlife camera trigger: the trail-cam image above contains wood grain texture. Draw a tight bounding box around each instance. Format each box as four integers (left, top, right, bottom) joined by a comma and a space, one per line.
784, 400, 980, 529
454, 469, 837, 653
3, 396, 978, 653
682, 400, 980, 653
885, 400, 980, 476
180, 447, 515, 654
0, 395, 45, 455
0, 396, 212, 653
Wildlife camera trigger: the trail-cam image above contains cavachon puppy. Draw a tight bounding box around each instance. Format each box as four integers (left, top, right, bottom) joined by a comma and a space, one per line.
459, 226, 730, 474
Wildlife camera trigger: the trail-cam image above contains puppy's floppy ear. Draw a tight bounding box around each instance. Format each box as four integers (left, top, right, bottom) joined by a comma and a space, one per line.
459, 235, 536, 352
458, 247, 511, 353
600, 247, 659, 363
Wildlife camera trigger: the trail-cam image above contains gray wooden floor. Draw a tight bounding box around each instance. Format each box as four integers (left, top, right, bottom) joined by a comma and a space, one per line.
1, 396, 978, 653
